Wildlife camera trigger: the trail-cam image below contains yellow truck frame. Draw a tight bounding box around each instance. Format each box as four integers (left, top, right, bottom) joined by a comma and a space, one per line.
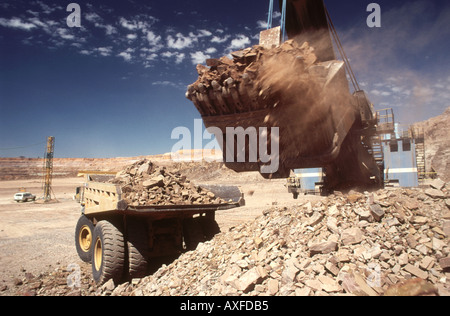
75, 177, 244, 285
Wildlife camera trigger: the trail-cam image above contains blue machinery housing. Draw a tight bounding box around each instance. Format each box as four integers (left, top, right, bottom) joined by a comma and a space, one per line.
292, 125, 425, 194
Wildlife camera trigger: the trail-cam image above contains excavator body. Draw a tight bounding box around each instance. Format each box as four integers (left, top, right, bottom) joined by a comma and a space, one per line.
186, 0, 384, 191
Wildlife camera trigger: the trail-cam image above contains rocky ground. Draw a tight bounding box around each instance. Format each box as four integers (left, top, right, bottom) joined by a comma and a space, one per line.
10, 179, 450, 296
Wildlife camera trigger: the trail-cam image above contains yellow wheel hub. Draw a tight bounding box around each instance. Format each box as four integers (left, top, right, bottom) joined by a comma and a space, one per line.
79, 225, 92, 252
94, 237, 103, 271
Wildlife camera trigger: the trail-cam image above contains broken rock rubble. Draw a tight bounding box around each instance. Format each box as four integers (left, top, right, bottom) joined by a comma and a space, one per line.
123, 182, 449, 296
12, 181, 449, 296
110, 159, 226, 207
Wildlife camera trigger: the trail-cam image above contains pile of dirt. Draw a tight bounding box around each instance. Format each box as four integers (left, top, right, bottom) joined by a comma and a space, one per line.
110, 159, 226, 207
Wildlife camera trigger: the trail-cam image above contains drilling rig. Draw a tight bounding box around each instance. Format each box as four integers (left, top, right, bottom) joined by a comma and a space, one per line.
43, 136, 55, 202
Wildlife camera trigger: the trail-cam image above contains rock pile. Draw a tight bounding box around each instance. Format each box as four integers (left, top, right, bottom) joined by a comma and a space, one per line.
124, 182, 450, 296
110, 160, 225, 207
10, 181, 450, 296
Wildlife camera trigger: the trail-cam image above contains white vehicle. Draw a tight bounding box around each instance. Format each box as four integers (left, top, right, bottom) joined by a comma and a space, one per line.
14, 192, 36, 202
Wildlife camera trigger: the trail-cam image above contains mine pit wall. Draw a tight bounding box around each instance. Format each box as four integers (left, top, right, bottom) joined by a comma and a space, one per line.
0, 156, 166, 181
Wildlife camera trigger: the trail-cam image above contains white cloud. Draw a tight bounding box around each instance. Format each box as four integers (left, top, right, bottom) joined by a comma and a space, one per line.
167, 33, 195, 50
0, 17, 36, 31
194, 29, 212, 38
211, 35, 230, 44
118, 51, 132, 62
190, 51, 211, 65
205, 47, 217, 54
57, 28, 74, 40
152, 81, 185, 90
95, 23, 117, 35
96, 47, 112, 57
85, 12, 102, 24
257, 20, 268, 29
145, 53, 158, 61
146, 31, 161, 45
127, 33, 137, 40
161, 51, 186, 64
119, 17, 137, 31
227, 34, 250, 51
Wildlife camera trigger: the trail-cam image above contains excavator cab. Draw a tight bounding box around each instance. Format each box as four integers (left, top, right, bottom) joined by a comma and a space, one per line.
186, 0, 385, 191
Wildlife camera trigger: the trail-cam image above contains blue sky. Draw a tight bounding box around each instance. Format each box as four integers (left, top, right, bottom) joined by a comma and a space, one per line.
0, 0, 449, 158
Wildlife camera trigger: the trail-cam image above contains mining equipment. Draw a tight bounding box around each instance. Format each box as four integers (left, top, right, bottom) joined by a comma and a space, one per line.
186, 0, 398, 193
42, 136, 55, 202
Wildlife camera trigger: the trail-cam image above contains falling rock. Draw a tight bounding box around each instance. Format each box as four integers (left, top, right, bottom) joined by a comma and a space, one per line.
341, 227, 364, 246
309, 240, 338, 256
369, 204, 385, 222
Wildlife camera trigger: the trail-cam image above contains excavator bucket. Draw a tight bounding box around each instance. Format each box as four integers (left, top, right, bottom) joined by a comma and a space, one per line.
186, 37, 357, 176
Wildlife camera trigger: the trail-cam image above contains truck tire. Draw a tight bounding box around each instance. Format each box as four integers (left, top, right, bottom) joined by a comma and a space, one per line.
127, 218, 150, 279
92, 220, 125, 285
75, 215, 94, 263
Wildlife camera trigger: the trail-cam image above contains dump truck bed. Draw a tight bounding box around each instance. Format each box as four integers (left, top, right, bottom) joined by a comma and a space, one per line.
82, 181, 244, 219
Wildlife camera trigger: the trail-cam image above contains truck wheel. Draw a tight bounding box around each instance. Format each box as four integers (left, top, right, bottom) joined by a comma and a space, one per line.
92, 220, 125, 285
75, 215, 94, 263
127, 218, 150, 279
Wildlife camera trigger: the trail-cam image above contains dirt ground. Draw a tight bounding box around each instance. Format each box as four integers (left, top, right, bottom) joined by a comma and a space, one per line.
0, 174, 322, 295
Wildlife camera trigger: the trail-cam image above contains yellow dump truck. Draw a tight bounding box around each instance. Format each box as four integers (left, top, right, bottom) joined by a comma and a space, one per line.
75, 175, 244, 285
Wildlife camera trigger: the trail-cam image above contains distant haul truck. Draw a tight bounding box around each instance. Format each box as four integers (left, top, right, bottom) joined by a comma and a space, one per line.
74, 175, 244, 285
